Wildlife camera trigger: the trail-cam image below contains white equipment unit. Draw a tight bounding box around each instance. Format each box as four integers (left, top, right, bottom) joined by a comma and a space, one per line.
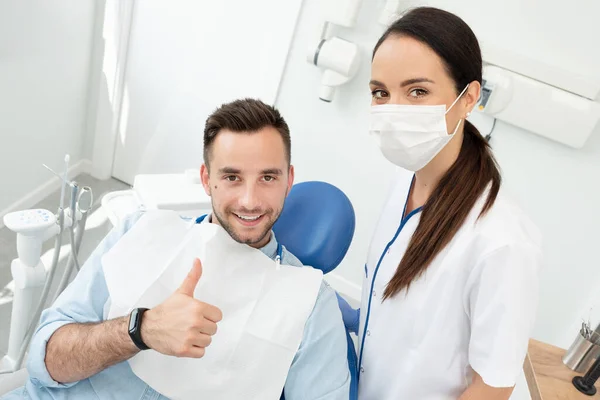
1, 156, 93, 375
307, 0, 363, 102
1, 210, 58, 372
477, 65, 600, 148
307, 36, 360, 102
481, 44, 600, 102
102, 171, 212, 227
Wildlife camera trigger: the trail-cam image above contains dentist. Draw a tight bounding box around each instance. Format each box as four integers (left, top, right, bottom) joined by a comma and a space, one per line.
337, 6, 542, 400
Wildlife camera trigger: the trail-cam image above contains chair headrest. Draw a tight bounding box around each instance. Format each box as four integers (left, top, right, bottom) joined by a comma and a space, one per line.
272, 181, 355, 274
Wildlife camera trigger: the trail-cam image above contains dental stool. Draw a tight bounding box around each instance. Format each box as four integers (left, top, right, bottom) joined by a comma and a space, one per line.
273, 181, 358, 400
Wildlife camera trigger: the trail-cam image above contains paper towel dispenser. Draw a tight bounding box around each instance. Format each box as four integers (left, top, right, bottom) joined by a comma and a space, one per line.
475, 65, 600, 148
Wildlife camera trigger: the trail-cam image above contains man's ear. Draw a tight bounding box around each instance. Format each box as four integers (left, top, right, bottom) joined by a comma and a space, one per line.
200, 164, 211, 196
286, 165, 295, 196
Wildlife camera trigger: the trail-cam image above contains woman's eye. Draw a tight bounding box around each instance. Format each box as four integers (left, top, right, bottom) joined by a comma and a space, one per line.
371, 89, 389, 99
409, 88, 428, 98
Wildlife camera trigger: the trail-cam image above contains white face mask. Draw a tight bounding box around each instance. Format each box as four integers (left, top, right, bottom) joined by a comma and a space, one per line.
369, 84, 469, 171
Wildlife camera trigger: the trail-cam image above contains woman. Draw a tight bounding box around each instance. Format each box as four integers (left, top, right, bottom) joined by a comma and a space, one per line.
337, 6, 542, 399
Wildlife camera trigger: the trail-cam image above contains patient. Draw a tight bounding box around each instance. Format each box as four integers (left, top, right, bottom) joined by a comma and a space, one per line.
3, 99, 350, 399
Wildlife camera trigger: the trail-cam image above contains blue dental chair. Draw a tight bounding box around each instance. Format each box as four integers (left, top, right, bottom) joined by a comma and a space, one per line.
273, 181, 358, 400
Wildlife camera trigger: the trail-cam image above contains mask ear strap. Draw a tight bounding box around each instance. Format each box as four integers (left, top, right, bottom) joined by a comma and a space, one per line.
446, 84, 470, 114
450, 118, 463, 135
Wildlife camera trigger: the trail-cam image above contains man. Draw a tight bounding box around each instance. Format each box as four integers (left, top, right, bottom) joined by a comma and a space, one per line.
4, 99, 350, 399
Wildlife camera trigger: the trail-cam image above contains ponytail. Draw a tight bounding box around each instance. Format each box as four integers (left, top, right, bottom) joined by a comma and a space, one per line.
383, 121, 501, 299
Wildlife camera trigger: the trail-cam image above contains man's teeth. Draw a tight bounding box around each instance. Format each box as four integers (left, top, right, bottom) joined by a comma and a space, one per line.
236, 214, 261, 221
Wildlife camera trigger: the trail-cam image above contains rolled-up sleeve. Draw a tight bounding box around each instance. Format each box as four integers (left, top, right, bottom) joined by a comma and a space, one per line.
284, 281, 351, 400
27, 212, 143, 388
466, 242, 541, 388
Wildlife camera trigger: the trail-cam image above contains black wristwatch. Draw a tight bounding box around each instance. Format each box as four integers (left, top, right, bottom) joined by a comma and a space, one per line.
128, 307, 150, 350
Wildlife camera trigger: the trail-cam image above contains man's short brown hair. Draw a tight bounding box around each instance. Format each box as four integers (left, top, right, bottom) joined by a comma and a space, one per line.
203, 98, 291, 169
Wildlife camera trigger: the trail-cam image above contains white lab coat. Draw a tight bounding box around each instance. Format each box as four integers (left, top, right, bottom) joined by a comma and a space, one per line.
358, 168, 542, 400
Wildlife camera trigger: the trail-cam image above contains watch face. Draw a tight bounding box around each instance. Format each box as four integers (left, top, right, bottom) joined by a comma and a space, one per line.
129, 309, 138, 333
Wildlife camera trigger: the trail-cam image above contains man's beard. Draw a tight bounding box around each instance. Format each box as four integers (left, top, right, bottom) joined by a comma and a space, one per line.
211, 204, 281, 246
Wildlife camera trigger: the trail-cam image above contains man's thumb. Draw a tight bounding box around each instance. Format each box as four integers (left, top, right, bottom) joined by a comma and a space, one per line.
177, 258, 203, 296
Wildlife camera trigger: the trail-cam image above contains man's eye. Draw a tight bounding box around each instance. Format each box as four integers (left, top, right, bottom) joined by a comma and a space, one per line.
225, 175, 238, 182
263, 175, 275, 182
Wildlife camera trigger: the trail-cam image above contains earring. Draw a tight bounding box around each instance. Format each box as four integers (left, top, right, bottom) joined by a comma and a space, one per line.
466, 112, 471, 118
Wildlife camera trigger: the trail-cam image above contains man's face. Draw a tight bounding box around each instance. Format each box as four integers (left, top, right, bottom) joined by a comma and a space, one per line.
200, 127, 294, 249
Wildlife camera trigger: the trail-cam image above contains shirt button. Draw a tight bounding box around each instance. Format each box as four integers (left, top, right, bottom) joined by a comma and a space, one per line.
367, 330, 371, 336
372, 290, 376, 297
360, 367, 365, 373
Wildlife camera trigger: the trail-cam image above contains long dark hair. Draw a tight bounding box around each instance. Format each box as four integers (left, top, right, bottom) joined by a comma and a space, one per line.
375, 7, 502, 300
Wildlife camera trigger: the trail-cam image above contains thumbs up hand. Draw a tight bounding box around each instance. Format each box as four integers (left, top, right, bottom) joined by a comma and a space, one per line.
141, 258, 223, 358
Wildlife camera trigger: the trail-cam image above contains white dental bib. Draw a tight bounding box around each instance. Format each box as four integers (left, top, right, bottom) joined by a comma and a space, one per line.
102, 210, 323, 400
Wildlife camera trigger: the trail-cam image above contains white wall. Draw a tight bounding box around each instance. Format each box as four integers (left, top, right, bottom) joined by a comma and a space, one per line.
108, 0, 302, 185
493, 122, 600, 348
0, 0, 96, 213
275, 0, 600, 351
83, 0, 107, 163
